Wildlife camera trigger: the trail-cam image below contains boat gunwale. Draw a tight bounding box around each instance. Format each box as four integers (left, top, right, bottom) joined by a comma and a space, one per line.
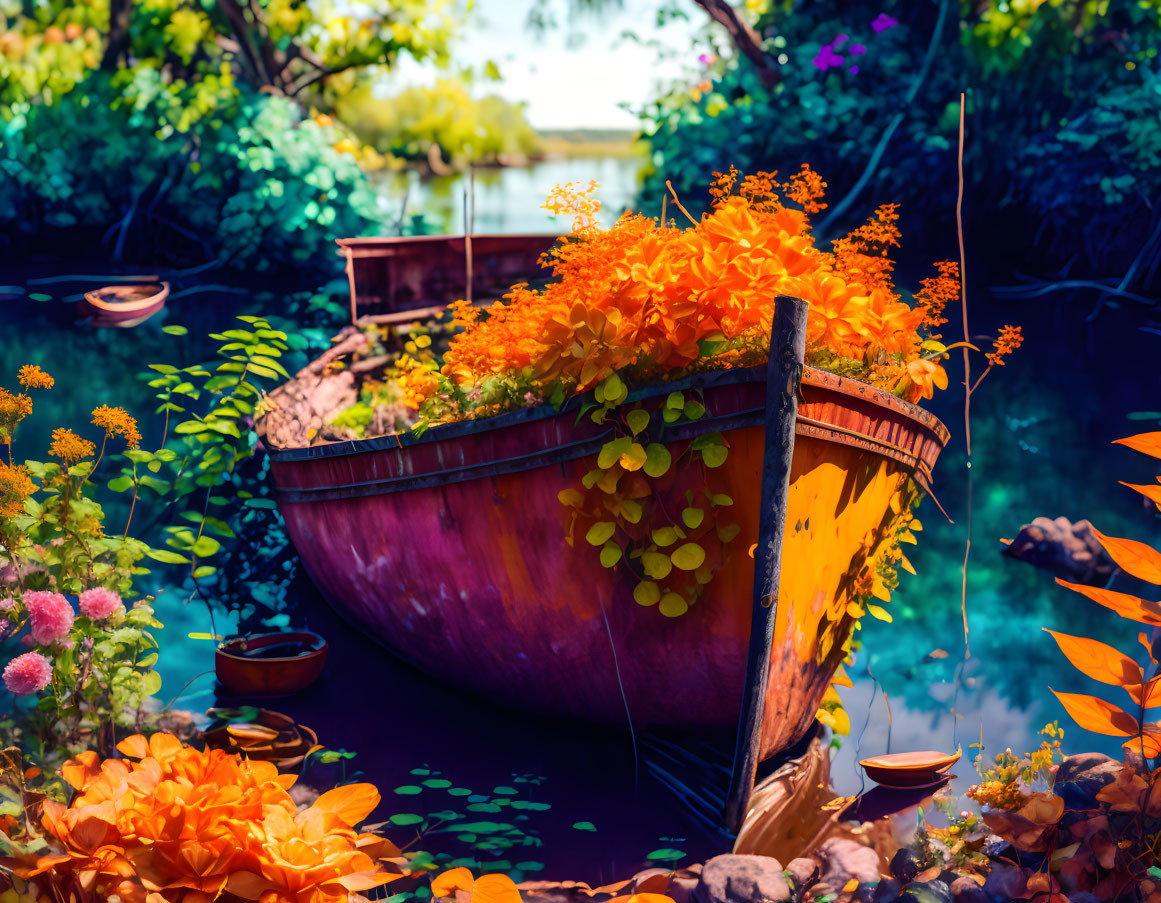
264, 364, 948, 463
267, 365, 949, 504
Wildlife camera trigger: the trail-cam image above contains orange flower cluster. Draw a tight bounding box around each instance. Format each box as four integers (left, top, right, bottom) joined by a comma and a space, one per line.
913, 260, 958, 338
5, 732, 401, 903
427, 169, 949, 412
0, 388, 32, 443
986, 324, 1024, 366
0, 461, 36, 517
91, 404, 141, 449
17, 365, 53, 390
48, 427, 95, 464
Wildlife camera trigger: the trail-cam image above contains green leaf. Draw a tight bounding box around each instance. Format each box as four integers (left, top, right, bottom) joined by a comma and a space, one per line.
620, 442, 647, 471
671, 543, 706, 571
643, 444, 672, 478
585, 521, 616, 546
666, 392, 684, 411
146, 549, 190, 564
626, 409, 650, 436
646, 849, 685, 862
681, 507, 705, 529
598, 437, 632, 469
701, 444, 728, 468
641, 552, 672, 579
390, 813, 425, 826
107, 475, 134, 493
651, 526, 678, 547
174, 420, 210, 435
633, 581, 660, 606
393, 785, 423, 795
191, 536, 221, 557
162, 325, 189, 335
620, 499, 642, 524
572, 822, 597, 832
711, 494, 734, 506
684, 401, 706, 420
866, 604, 893, 623
192, 565, 217, 579
141, 670, 162, 696
599, 542, 622, 568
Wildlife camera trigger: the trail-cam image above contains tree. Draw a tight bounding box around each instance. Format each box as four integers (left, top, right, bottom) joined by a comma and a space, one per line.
0, 0, 462, 111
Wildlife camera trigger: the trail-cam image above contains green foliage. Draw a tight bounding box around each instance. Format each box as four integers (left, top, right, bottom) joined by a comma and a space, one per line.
639, 0, 1161, 270
0, 78, 386, 280
336, 76, 544, 169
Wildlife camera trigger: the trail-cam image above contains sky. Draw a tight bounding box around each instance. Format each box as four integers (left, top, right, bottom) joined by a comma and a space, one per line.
391, 0, 707, 130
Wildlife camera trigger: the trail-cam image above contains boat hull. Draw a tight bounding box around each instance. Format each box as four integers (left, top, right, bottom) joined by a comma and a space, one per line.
265, 366, 947, 750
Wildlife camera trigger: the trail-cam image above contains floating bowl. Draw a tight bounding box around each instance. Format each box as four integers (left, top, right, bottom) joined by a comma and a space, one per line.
860, 749, 962, 789
214, 630, 328, 697
80, 282, 169, 327
201, 708, 318, 769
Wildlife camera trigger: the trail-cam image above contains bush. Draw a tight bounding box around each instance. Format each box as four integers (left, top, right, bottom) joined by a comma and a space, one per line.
0, 73, 389, 284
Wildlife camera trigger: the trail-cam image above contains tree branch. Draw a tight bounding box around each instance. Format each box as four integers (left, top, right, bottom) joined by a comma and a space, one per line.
691, 0, 779, 89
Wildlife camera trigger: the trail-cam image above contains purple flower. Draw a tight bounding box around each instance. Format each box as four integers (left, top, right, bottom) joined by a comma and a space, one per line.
850, 43, 867, 55
872, 13, 898, 33
812, 45, 845, 71
850, 65, 860, 74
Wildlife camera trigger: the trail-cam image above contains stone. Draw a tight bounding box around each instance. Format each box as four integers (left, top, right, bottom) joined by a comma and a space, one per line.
899, 879, 951, 903
981, 863, 1026, 901
1053, 752, 1119, 810
948, 876, 987, 903
815, 837, 881, 889
1001, 516, 1115, 585
872, 878, 902, 903
694, 853, 791, 903
785, 858, 819, 890
889, 849, 919, 884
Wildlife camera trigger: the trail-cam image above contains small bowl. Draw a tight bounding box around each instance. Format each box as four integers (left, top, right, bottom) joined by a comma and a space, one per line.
215, 630, 328, 696
860, 749, 961, 788
202, 709, 318, 769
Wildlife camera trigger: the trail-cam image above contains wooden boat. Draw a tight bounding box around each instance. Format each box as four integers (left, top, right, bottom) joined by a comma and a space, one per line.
336, 234, 558, 315
80, 281, 169, 327
260, 304, 948, 782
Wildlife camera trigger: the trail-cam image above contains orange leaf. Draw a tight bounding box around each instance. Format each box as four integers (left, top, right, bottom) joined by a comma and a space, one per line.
1123, 727, 1161, 759
1091, 527, 1161, 585
1114, 431, 1161, 460
1125, 676, 1161, 709
1043, 629, 1142, 686
115, 734, 150, 759
471, 874, 524, 903
433, 869, 476, 899
1121, 481, 1161, 507
1051, 689, 1139, 737
1057, 578, 1161, 627
312, 783, 381, 827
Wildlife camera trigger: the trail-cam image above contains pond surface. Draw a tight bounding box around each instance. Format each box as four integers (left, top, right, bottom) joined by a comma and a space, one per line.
4, 206, 1159, 879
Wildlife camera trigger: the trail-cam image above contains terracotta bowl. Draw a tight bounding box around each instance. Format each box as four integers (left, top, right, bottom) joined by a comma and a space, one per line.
215, 630, 328, 696
202, 709, 318, 769
859, 749, 962, 789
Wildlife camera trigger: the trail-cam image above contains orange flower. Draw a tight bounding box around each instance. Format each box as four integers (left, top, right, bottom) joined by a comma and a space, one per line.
90, 404, 141, 449
0, 461, 36, 517
49, 427, 95, 464
906, 358, 949, 401
423, 167, 960, 417
17, 364, 54, 390
0, 387, 33, 440
986, 324, 1023, 366
8, 733, 401, 903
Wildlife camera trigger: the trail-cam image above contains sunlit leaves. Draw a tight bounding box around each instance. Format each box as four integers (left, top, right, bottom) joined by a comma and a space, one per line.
1090, 527, 1161, 585
1051, 690, 1138, 737
1044, 629, 1142, 687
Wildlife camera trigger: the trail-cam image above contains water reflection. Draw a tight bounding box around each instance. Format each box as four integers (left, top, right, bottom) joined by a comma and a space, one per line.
375, 156, 648, 235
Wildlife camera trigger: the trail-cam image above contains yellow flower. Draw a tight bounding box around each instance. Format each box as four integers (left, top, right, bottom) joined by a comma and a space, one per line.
17, 365, 53, 390
49, 428, 95, 464
0, 462, 37, 517
90, 405, 141, 449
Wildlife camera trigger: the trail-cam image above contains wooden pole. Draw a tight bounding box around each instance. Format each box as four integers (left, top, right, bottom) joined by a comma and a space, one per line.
344, 246, 357, 325
464, 167, 475, 305
724, 294, 809, 833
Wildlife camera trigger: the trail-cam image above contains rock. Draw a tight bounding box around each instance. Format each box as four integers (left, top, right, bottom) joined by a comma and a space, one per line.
1001, 516, 1116, 585
1053, 752, 1119, 810
664, 866, 702, 903
981, 863, 1026, 901
899, 879, 950, 903
694, 853, 791, 903
889, 849, 919, 884
872, 879, 902, 903
815, 837, 881, 889
948, 876, 986, 903
785, 858, 819, 890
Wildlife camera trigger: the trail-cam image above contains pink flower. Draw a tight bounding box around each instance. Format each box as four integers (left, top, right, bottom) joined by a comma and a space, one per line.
872, 13, 898, 33
3, 652, 52, 696
0, 597, 15, 612
23, 591, 74, 645
79, 587, 123, 620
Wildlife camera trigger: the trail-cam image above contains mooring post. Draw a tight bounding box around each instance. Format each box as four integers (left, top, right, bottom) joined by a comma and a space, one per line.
724, 294, 809, 833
